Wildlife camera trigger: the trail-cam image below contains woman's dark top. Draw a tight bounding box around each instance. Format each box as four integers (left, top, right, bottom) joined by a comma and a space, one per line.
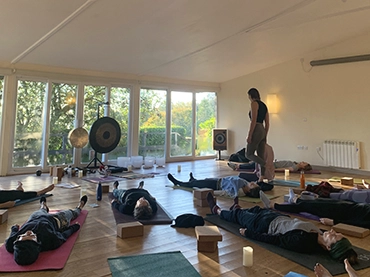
248, 100, 268, 123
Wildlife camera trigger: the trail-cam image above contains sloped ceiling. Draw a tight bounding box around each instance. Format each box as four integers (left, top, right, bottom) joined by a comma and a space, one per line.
1, 0, 370, 83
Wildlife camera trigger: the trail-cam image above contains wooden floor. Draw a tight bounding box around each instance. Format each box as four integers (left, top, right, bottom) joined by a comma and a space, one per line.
1, 160, 370, 277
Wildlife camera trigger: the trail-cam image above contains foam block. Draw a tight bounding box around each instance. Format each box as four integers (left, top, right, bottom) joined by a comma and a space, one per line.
193, 188, 213, 200
195, 225, 222, 252
52, 167, 64, 181
195, 196, 216, 207
341, 177, 354, 186
117, 221, 144, 238
0, 209, 8, 224
333, 223, 370, 238
102, 185, 109, 193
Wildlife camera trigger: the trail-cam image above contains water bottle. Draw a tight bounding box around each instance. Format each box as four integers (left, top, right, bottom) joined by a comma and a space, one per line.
96, 182, 102, 201
300, 171, 305, 189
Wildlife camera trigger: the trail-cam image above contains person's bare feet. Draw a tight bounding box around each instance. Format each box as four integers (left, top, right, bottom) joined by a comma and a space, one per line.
314, 263, 333, 277
362, 179, 369, 189
344, 259, 359, 277
16, 181, 24, 191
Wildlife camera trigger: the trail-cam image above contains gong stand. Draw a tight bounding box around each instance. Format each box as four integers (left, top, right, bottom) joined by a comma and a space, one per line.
86, 102, 110, 169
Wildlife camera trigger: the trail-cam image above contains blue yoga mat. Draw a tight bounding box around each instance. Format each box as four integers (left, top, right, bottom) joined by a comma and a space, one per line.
14, 193, 53, 206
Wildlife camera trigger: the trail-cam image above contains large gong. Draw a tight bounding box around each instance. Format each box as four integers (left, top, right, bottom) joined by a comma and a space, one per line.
89, 117, 121, 153
68, 127, 89, 148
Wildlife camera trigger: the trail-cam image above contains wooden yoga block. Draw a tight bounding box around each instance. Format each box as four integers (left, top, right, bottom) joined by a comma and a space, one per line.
193, 188, 214, 200
117, 221, 144, 239
195, 196, 216, 207
52, 167, 64, 181
333, 223, 370, 238
341, 177, 354, 186
195, 226, 222, 252
102, 185, 109, 193
0, 209, 8, 224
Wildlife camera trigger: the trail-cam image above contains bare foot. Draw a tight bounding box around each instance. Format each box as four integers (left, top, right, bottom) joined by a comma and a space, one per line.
314, 263, 333, 277
16, 181, 24, 191
362, 179, 369, 189
344, 259, 359, 277
37, 184, 55, 196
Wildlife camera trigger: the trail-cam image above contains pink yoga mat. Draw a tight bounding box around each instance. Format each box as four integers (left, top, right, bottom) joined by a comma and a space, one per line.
0, 210, 88, 272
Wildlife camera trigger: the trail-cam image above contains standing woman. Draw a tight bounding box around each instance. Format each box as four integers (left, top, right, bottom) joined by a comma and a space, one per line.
246, 88, 269, 182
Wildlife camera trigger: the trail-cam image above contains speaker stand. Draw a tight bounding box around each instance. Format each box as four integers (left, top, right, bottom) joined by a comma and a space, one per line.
215, 150, 224, 161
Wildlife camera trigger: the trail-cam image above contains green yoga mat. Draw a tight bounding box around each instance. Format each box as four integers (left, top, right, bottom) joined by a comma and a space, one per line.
328, 176, 370, 184
205, 214, 370, 276
271, 179, 317, 187
166, 185, 280, 203
108, 251, 201, 277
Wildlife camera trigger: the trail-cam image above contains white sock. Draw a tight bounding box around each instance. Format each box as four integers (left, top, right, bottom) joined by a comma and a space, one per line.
259, 191, 270, 209
288, 188, 295, 204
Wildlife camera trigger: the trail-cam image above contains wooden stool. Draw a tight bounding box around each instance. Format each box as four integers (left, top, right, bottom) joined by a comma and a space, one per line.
0, 209, 8, 224
117, 222, 144, 238
193, 188, 214, 207
195, 225, 222, 252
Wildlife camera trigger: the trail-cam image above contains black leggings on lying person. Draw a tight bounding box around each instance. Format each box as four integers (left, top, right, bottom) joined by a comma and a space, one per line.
0, 190, 37, 203
274, 198, 370, 228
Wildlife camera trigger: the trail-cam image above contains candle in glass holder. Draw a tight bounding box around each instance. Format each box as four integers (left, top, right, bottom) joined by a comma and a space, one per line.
243, 246, 253, 267
284, 169, 290, 178
53, 177, 59, 184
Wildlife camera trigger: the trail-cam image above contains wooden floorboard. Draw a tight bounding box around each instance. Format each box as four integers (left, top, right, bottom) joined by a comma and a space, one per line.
1, 160, 370, 277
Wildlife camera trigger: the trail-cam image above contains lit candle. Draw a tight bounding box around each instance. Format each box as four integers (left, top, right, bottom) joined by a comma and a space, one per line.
285, 169, 290, 178
177, 165, 181, 172
127, 165, 132, 171
53, 177, 59, 184
243, 246, 253, 267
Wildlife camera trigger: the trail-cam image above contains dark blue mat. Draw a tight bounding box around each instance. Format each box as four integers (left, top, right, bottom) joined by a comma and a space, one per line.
14, 194, 53, 206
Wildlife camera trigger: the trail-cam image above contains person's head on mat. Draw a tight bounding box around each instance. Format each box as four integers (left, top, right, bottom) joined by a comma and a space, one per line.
297, 161, 312, 171
133, 196, 153, 219
321, 229, 358, 265
241, 182, 261, 198
12, 230, 41, 265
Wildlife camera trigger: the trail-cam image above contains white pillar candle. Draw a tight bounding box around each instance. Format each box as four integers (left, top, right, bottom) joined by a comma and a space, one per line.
53, 177, 59, 184
284, 169, 290, 178
177, 165, 181, 172
127, 165, 132, 171
78, 170, 83, 178
243, 246, 253, 267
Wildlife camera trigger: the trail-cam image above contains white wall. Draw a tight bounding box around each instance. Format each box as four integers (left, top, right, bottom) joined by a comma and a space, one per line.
219, 32, 370, 171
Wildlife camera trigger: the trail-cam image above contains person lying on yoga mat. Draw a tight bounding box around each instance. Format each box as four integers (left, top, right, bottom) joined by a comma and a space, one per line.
5, 195, 87, 265
262, 189, 370, 229
314, 259, 359, 277
0, 181, 54, 208
228, 159, 312, 172
206, 192, 358, 264
167, 172, 273, 198
110, 181, 158, 219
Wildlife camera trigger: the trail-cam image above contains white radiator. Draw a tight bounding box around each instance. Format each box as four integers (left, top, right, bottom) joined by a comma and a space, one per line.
323, 140, 361, 169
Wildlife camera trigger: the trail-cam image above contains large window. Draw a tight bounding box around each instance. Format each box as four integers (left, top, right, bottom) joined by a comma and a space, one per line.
81, 85, 106, 165
139, 88, 167, 158
196, 92, 216, 157
170, 91, 193, 157
13, 80, 46, 167
48, 82, 77, 165
109, 86, 131, 159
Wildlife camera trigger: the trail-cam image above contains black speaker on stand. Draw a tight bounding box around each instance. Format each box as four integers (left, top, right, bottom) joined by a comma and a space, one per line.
213, 129, 227, 160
